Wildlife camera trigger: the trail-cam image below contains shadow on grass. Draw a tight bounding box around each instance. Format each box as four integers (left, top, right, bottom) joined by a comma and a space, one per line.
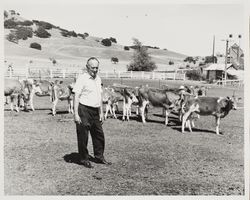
63, 153, 98, 165
171, 126, 222, 135
48, 110, 70, 115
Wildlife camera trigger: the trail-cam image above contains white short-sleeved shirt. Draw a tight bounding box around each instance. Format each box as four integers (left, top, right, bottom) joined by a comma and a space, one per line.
73, 73, 102, 108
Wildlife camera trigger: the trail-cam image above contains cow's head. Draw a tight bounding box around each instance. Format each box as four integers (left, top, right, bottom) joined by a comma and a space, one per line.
124, 88, 138, 104
227, 93, 242, 110
32, 80, 44, 95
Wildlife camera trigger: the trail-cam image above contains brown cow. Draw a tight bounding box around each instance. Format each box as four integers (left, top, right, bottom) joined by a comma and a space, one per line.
4, 78, 32, 112
181, 95, 240, 134
137, 85, 181, 125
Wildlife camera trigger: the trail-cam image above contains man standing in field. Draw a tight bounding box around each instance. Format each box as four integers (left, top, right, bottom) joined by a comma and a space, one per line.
73, 57, 111, 168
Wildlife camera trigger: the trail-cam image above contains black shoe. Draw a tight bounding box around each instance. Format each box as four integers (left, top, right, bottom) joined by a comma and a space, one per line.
79, 160, 93, 168
95, 158, 112, 165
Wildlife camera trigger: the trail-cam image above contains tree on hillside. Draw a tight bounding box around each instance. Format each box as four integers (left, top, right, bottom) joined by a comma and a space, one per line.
127, 38, 157, 71
204, 56, 217, 64
111, 57, 119, 64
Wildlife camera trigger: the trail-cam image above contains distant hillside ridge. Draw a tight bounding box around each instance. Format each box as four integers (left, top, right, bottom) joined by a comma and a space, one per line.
4, 10, 187, 72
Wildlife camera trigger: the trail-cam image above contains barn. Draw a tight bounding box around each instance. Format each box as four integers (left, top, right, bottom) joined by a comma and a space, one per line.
204, 63, 239, 82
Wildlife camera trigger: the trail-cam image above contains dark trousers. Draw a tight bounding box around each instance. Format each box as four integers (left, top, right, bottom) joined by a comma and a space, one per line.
76, 104, 105, 161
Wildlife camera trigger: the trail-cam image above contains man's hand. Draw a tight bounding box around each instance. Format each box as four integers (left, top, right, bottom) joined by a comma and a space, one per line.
99, 112, 104, 125
74, 114, 82, 124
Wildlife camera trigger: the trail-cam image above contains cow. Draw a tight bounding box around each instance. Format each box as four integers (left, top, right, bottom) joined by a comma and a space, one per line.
181, 95, 241, 135
29, 79, 75, 115
29, 79, 53, 111
102, 87, 123, 119
184, 85, 208, 97
137, 85, 181, 125
102, 86, 138, 121
4, 78, 32, 112
50, 80, 75, 116
121, 87, 138, 121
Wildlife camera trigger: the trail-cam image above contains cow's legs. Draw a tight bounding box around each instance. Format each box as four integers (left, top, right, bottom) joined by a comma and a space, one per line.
10, 95, 14, 111
29, 90, 35, 111
140, 101, 148, 123
52, 98, 58, 116
122, 100, 126, 121
104, 104, 111, 119
135, 105, 139, 115
112, 104, 117, 119
5, 96, 8, 105
68, 99, 74, 114
164, 109, 169, 125
162, 108, 166, 117
182, 111, 191, 133
215, 116, 220, 135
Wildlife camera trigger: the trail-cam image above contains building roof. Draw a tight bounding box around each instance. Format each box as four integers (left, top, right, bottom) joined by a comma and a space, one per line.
204, 63, 235, 71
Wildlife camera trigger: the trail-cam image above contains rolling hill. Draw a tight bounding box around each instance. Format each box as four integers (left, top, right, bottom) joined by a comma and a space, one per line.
4, 10, 187, 72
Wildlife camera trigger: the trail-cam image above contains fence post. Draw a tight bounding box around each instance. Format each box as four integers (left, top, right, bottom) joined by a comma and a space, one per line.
50, 69, 53, 79
25, 67, 29, 78
152, 72, 155, 79
141, 71, 144, 79
62, 69, 66, 79
39, 70, 41, 80
9, 69, 12, 78
174, 70, 177, 80
183, 72, 186, 81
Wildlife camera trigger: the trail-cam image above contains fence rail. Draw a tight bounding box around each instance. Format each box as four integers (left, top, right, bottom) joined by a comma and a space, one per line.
214, 79, 244, 88
4, 67, 186, 81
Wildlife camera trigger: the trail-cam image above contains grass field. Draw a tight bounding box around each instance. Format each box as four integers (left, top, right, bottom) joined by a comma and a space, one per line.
4, 79, 245, 195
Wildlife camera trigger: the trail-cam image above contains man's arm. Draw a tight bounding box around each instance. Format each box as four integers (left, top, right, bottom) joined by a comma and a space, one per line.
74, 92, 81, 124
99, 98, 104, 123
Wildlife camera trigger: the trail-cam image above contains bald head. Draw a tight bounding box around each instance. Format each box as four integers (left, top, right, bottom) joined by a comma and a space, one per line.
86, 57, 99, 68
86, 57, 100, 78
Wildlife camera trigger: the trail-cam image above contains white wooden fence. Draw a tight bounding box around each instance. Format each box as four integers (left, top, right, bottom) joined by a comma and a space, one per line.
214, 79, 244, 88
4, 67, 187, 81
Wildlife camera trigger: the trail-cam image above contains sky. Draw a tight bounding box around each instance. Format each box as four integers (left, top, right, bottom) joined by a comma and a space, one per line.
3, 0, 245, 56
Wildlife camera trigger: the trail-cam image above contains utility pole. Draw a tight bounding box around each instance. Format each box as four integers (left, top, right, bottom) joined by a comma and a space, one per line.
224, 39, 229, 85
212, 35, 215, 63
237, 34, 241, 62
223, 34, 232, 86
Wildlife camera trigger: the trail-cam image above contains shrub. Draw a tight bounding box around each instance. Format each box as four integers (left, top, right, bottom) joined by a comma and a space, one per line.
35, 26, 51, 38
77, 33, 86, 39
4, 19, 17, 28
205, 56, 217, 64
60, 30, 77, 37
109, 37, 117, 43
124, 46, 130, 51
18, 20, 33, 26
111, 57, 119, 64
6, 33, 18, 43
84, 32, 89, 37
61, 31, 70, 37
4, 10, 8, 18
185, 69, 203, 81
169, 60, 174, 65
15, 27, 33, 40
184, 56, 195, 63
69, 31, 77, 37
101, 38, 112, 46
127, 38, 157, 71
30, 42, 41, 50
33, 20, 54, 30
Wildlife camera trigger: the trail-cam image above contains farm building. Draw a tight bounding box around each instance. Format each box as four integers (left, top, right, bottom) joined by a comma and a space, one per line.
204, 63, 243, 81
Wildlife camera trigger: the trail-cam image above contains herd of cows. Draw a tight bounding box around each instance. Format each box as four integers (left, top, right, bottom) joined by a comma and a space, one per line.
4, 77, 241, 135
